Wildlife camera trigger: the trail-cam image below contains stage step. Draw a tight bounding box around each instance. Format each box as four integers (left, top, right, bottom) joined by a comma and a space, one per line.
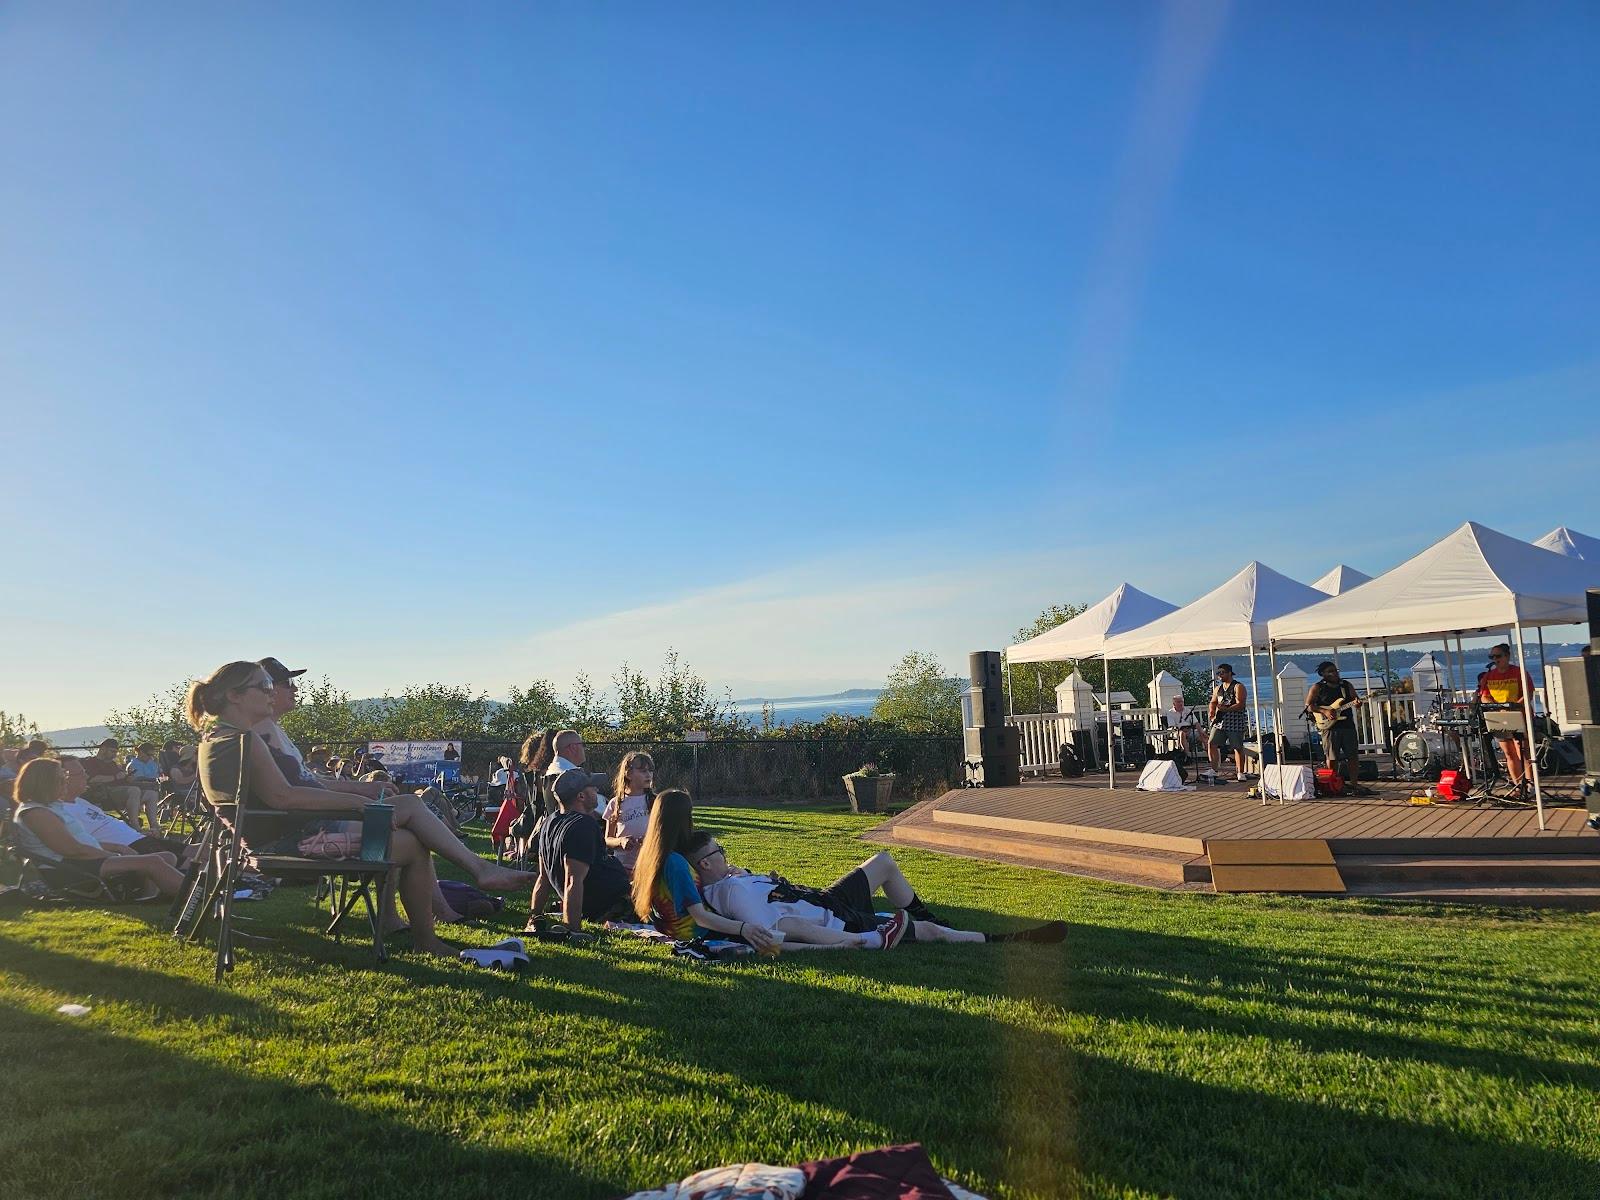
931, 805, 1206, 855
1337, 854, 1600, 886
1341, 882, 1600, 910
890, 812, 1208, 888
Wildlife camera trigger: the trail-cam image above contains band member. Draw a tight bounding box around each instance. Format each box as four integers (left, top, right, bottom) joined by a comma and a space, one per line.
1207, 664, 1250, 781
1478, 644, 1536, 795
1306, 661, 1364, 792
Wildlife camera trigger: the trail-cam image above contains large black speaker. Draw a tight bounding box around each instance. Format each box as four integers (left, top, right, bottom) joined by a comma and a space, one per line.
1556, 656, 1600, 726
967, 651, 1005, 728
963, 725, 1020, 788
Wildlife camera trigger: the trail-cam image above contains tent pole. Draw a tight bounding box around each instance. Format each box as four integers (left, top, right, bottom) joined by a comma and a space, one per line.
1382, 639, 1395, 769
1267, 640, 1283, 795
1035, 669, 1043, 715
1005, 659, 1013, 716
1359, 641, 1374, 746
1150, 657, 1157, 714
1537, 627, 1552, 719
1248, 644, 1263, 782
1105, 657, 1115, 790
1513, 619, 1546, 831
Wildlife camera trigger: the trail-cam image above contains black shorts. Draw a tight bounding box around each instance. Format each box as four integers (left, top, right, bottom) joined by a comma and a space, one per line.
818, 867, 879, 934
1323, 722, 1359, 765
129, 835, 187, 856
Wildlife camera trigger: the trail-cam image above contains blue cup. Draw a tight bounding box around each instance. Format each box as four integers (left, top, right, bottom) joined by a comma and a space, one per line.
360, 801, 394, 862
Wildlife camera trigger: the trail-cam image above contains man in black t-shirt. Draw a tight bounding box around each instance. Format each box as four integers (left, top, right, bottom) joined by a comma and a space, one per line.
1305, 661, 1364, 793
529, 768, 630, 928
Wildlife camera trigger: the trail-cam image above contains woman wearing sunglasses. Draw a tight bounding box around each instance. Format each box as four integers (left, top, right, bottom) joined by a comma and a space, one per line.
188, 660, 532, 957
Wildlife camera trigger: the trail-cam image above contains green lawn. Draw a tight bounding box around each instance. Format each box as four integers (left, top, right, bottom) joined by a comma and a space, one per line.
1, 803, 1597, 1200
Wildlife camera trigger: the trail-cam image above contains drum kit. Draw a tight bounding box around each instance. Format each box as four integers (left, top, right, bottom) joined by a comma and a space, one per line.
1395, 696, 1530, 804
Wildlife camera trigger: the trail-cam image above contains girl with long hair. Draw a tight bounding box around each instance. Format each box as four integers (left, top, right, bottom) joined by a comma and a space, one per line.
187, 660, 532, 957
629, 789, 777, 950
9, 758, 185, 899
604, 750, 654, 871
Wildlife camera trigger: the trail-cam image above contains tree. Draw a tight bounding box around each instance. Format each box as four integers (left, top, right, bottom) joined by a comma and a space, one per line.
105, 681, 193, 747
0, 711, 43, 749
564, 673, 613, 741
366, 684, 495, 741
612, 650, 743, 740
873, 651, 964, 736
279, 676, 368, 747
484, 680, 571, 742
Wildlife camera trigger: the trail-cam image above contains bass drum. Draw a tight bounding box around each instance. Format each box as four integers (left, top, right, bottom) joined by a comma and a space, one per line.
1394, 730, 1438, 781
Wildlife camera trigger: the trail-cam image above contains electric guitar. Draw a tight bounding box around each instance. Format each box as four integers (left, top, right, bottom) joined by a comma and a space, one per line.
1311, 695, 1361, 734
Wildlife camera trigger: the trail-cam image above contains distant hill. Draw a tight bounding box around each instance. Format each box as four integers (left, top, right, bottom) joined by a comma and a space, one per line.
38, 724, 114, 747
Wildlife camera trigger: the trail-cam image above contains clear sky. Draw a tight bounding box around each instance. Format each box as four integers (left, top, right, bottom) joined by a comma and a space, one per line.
4, 2, 1597, 729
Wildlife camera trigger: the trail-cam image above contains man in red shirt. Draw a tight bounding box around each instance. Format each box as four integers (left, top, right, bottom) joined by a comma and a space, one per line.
1477, 643, 1536, 794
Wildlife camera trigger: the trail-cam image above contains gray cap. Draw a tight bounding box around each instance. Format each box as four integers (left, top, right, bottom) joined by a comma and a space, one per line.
552, 768, 609, 807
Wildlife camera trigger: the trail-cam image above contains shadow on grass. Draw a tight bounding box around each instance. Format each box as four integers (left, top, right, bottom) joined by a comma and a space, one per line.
377, 938, 1596, 1200
0, 1001, 608, 1200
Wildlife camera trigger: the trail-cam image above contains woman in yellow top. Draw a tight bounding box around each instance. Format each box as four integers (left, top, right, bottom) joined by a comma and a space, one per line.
1477, 644, 1537, 795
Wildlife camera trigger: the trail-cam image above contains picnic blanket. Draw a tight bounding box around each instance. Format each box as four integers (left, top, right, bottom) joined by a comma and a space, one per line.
621, 1143, 988, 1199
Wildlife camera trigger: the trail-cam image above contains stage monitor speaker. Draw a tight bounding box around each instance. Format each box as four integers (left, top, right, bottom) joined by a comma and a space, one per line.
1582, 725, 1600, 779
963, 725, 1020, 788
970, 686, 1005, 730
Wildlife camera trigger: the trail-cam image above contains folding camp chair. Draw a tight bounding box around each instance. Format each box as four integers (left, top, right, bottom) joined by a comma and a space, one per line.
176, 735, 395, 982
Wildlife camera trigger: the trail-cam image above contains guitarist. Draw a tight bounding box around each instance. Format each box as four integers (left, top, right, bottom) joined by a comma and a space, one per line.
1207, 664, 1252, 782
1306, 661, 1364, 793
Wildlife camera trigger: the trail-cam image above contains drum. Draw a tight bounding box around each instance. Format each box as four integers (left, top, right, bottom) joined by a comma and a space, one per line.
1394, 730, 1437, 780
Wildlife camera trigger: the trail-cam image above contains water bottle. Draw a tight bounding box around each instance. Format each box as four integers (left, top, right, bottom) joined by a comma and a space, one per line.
361, 791, 394, 862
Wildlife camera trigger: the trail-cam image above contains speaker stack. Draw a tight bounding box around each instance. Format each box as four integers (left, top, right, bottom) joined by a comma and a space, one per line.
963, 650, 1021, 788
1558, 589, 1600, 827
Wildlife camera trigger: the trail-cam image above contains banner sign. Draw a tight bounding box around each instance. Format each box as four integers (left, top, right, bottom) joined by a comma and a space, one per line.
364, 740, 462, 787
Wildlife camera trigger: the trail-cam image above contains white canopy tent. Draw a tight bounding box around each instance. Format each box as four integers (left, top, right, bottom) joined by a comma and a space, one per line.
1534, 526, 1600, 561
1004, 582, 1177, 784
1312, 564, 1373, 595
1267, 521, 1600, 829
1005, 583, 1177, 663
1097, 562, 1330, 779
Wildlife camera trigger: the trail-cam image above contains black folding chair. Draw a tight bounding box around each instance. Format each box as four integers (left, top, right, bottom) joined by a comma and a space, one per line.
175, 735, 395, 982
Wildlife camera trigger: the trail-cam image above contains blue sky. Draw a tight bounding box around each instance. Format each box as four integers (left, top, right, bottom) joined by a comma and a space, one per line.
3, 2, 1597, 728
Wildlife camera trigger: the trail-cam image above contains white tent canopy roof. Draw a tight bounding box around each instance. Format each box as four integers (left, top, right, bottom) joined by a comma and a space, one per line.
1098, 562, 1327, 658
1312, 564, 1373, 594
1268, 521, 1600, 648
1005, 582, 1178, 664
1534, 526, 1600, 561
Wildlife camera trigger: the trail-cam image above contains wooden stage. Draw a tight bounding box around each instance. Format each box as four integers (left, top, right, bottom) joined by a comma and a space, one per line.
876, 775, 1600, 907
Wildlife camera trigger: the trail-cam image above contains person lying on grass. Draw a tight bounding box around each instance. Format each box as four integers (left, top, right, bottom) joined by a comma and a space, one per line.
526, 767, 633, 932
686, 829, 1068, 950
9, 758, 186, 900
188, 659, 532, 958
631, 788, 783, 950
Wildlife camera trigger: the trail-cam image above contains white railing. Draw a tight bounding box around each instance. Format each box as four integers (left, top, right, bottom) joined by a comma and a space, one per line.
1007, 691, 1438, 773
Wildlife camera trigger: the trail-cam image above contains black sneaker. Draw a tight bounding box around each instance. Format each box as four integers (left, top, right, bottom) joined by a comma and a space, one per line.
1013, 920, 1068, 944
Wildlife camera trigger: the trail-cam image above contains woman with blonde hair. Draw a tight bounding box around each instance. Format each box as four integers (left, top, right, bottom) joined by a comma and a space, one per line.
9, 758, 185, 899
188, 660, 532, 958
604, 750, 654, 871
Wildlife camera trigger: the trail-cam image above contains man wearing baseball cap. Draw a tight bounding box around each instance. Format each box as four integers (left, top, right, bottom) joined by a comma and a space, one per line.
253, 657, 388, 803
528, 767, 630, 930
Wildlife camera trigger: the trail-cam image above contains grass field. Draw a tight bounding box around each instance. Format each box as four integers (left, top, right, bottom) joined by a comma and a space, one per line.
1, 802, 1597, 1200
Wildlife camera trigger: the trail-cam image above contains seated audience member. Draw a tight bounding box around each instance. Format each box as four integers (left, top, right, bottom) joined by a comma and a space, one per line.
546, 729, 586, 775
692, 838, 1068, 950
527, 767, 631, 930
16, 739, 50, 767
84, 738, 147, 827
189, 660, 531, 958
168, 743, 199, 791
604, 751, 654, 871
9, 758, 185, 898
157, 739, 183, 778
630, 789, 777, 949
123, 742, 164, 830
305, 746, 332, 775
54, 757, 193, 861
